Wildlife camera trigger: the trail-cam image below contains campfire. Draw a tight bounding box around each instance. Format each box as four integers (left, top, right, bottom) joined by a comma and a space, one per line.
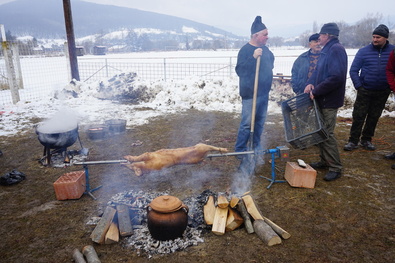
89, 189, 211, 258
87, 189, 291, 258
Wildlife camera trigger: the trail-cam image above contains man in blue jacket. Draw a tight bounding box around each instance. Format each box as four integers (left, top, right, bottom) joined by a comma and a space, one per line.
291, 33, 321, 94
235, 16, 274, 159
305, 23, 348, 181
344, 24, 394, 151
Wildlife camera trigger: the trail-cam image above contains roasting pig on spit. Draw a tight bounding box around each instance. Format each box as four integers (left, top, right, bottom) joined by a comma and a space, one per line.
123, 143, 228, 176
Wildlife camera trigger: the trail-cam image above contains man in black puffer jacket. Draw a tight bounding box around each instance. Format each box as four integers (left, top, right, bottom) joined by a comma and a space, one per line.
344, 24, 394, 152
305, 23, 348, 181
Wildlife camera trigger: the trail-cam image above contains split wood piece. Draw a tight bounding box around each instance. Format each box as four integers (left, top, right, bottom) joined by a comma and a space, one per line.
242, 195, 264, 220
72, 248, 87, 263
212, 206, 229, 235
90, 206, 117, 244
82, 245, 101, 263
229, 196, 240, 208
225, 208, 244, 232
116, 204, 133, 237
203, 195, 216, 225
262, 216, 291, 240
253, 219, 282, 246
105, 221, 119, 244
236, 200, 254, 234
217, 194, 229, 208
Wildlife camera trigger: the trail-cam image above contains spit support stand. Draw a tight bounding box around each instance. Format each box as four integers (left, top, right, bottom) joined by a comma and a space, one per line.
206, 146, 290, 189
74, 160, 128, 199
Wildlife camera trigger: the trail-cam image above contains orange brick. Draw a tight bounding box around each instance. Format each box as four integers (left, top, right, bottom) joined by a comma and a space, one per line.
53, 171, 86, 200
284, 162, 317, 188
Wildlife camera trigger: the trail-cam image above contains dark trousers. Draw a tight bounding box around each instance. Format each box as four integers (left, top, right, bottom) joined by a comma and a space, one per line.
318, 108, 342, 172
349, 87, 391, 144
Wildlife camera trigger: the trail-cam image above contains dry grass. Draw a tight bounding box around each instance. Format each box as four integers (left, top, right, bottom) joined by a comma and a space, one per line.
0, 110, 394, 262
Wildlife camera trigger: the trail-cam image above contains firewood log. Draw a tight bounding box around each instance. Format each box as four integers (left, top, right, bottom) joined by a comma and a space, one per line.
82, 245, 101, 263
229, 196, 240, 208
203, 195, 216, 225
217, 194, 229, 208
225, 208, 244, 231
116, 205, 133, 237
104, 222, 119, 244
253, 219, 282, 246
212, 206, 228, 235
90, 206, 117, 244
72, 248, 86, 263
242, 195, 264, 220
262, 216, 291, 240
236, 200, 254, 234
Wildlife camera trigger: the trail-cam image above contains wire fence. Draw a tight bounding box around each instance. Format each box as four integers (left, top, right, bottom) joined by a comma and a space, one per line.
0, 48, 355, 106
78, 57, 239, 83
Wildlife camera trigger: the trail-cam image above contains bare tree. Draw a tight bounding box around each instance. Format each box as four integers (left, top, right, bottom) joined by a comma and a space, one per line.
269, 36, 284, 47
353, 13, 383, 47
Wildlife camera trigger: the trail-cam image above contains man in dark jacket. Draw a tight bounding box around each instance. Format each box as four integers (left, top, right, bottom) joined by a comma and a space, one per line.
304, 23, 347, 181
235, 16, 274, 157
291, 33, 321, 94
344, 24, 394, 152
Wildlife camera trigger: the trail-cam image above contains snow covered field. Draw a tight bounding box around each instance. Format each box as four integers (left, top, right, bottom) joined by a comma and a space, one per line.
0, 48, 394, 137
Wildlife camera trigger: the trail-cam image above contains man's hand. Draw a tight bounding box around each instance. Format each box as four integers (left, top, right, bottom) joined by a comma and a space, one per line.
253, 48, 262, 59
304, 84, 315, 99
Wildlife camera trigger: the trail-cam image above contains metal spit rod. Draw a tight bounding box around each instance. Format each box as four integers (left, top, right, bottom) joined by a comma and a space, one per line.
206, 150, 255, 158
74, 160, 129, 165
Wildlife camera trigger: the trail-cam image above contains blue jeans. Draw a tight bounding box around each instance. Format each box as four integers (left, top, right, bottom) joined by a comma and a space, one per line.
235, 95, 269, 153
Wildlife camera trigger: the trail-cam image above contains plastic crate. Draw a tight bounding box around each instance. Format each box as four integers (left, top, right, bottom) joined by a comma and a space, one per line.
281, 93, 328, 149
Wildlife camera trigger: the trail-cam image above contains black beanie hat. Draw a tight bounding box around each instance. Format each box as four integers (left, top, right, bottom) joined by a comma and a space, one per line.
373, 24, 389, 38
309, 33, 320, 42
251, 16, 267, 35
319, 22, 340, 36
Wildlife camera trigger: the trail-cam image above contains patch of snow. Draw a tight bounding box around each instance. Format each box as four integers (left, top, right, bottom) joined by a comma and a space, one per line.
182, 26, 198, 34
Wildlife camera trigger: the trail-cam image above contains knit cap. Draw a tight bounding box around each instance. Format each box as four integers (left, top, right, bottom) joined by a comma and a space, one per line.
319, 23, 340, 36
372, 24, 389, 38
251, 16, 267, 35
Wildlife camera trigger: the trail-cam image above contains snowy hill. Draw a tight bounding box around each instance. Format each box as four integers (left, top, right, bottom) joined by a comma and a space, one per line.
0, 0, 243, 41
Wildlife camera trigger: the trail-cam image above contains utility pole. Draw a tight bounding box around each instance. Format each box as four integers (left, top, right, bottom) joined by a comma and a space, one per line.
63, 0, 80, 81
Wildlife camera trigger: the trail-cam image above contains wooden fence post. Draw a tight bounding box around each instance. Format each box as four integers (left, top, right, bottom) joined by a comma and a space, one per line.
1, 41, 20, 104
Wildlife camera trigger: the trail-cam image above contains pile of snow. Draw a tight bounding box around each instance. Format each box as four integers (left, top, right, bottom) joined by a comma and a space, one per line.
0, 72, 394, 138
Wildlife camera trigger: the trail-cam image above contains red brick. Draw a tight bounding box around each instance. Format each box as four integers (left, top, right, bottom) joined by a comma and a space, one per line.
53, 171, 86, 200
284, 162, 317, 189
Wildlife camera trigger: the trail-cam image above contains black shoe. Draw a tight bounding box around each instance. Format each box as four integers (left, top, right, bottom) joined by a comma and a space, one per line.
343, 142, 358, 151
385, 152, 395, 160
324, 171, 342, 181
360, 140, 376, 151
392, 164, 395, 170
310, 161, 328, 170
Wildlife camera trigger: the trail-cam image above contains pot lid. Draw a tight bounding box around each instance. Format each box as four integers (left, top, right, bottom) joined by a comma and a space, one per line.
149, 195, 183, 213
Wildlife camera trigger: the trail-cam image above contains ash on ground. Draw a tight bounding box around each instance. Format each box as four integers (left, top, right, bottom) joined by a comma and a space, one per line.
107, 189, 216, 258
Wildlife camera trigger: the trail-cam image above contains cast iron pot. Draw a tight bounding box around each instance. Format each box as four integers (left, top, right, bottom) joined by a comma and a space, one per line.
147, 195, 189, 241
36, 124, 79, 149
86, 124, 108, 140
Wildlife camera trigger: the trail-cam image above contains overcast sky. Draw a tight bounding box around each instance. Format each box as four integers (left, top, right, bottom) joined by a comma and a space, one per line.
1, 0, 394, 37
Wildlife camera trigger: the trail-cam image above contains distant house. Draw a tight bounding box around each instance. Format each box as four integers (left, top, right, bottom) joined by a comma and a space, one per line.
93, 46, 106, 55
75, 46, 85, 56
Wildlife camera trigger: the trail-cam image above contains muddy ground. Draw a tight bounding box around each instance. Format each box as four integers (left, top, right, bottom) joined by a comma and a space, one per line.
0, 110, 394, 263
